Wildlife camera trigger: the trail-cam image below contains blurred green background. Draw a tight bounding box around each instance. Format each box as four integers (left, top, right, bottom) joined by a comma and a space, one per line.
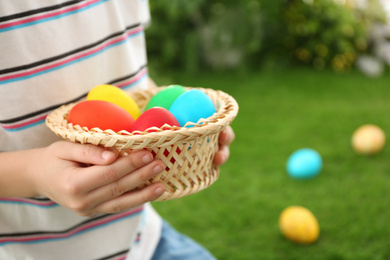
146, 0, 389, 75
147, 1, 390, 259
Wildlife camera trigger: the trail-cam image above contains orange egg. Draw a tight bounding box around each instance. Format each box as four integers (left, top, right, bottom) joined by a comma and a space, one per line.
68, 100, 134, 132
352, 124, 386, 155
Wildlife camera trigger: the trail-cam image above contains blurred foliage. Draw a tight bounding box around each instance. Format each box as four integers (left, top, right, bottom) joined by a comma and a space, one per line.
281, 0, 387, 73
146, 0, 388, 73
147, 0, 265, 72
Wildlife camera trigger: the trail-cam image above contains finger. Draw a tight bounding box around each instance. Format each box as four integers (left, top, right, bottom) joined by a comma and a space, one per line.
213, 145, 230, 166
95, 182, 166, 214
86, 159, 165, 207
219, 126, 235, 146
80, 150, 156, 191
53, 141, 118, 165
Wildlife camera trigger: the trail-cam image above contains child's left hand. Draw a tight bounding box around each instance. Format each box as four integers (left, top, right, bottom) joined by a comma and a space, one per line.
214, 126, 235, 166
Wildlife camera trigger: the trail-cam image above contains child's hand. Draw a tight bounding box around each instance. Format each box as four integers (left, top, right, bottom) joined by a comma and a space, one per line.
214, 126, 235, 166
32, 141, 166, 217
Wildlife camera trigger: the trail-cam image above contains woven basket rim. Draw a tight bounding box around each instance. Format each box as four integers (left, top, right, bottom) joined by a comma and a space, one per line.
46, 87, 239, 150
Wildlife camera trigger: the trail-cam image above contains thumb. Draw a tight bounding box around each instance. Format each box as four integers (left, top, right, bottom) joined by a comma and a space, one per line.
52, 141, 118, 165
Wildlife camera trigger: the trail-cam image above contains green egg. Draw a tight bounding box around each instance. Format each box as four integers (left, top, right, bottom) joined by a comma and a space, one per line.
145, 85, 187, 110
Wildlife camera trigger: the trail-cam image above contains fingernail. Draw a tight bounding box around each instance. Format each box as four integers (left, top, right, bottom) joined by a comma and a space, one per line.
153, 165, 164, 174
220, 130, 227, 142
154, 187, 165, 197
102, 150, 114, 160
221, 155, 226, 164
142, 154, 153, 164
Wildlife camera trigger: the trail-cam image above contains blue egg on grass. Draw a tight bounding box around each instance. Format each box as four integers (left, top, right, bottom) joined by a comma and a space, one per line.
169, 89, 216, 127
286, 148, 322, 179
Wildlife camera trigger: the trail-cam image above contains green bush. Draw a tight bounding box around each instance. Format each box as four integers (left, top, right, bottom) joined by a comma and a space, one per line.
146, 0, 387, 73
147, 0, 266, 72
281, 0, 386, 72
146, 0, 204, 72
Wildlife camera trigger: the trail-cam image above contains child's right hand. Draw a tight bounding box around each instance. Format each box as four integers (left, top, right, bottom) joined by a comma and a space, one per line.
30, 141, 166, 217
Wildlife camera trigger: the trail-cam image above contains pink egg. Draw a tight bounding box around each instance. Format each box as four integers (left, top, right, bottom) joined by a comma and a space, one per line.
132, 107, 180, 132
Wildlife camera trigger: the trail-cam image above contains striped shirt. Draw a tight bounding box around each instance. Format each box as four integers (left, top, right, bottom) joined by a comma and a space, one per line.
0, 1, 162, 259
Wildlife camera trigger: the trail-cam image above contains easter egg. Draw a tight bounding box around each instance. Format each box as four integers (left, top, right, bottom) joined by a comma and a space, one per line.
169, 89, 216, 127
279, 206, 320, 244
87, 84, 140, 119
132, 107, 180, 132
352, 124, 386, 155
286, 148, 322, 179
145, 85, 187, 110
68, 100, 134, 132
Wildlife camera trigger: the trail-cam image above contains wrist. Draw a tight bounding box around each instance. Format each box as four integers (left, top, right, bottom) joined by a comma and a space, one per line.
0, 148, 43, 197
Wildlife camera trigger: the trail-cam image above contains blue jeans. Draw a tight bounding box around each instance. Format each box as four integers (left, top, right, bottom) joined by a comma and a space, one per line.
151, 221, 216, 260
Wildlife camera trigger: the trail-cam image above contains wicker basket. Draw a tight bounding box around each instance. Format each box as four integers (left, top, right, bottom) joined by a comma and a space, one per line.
46, 87, 239, 201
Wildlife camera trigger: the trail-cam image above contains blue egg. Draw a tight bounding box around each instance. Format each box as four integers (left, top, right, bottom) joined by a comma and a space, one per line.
286, 148, 322, 179
169, 89, 216, 127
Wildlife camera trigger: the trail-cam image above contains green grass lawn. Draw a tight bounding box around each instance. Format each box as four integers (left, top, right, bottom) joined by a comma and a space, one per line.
151, 68, 390, 260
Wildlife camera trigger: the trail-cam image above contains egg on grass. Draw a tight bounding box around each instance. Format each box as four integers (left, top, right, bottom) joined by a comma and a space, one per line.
351, 124, 386, 155
279, 206, 320, 244
286, 148, 322, 179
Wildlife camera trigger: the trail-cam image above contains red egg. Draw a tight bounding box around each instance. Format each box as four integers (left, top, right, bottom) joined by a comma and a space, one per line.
132, 107, 180, 132
68, 100, 134, 132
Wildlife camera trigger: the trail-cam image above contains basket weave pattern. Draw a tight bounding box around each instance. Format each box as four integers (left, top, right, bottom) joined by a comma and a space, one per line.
46, 87, 239, 201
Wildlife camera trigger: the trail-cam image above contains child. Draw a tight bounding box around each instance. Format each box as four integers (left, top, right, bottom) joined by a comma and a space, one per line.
0, 1, 234, 259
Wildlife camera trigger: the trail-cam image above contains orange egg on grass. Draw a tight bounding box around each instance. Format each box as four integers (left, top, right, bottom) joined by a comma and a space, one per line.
279, 206, 320, 244
352, 124, 386, 155
68, 100, 134, 132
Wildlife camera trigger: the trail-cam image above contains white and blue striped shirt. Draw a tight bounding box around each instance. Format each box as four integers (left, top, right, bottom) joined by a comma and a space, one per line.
0, 1, 162, 259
